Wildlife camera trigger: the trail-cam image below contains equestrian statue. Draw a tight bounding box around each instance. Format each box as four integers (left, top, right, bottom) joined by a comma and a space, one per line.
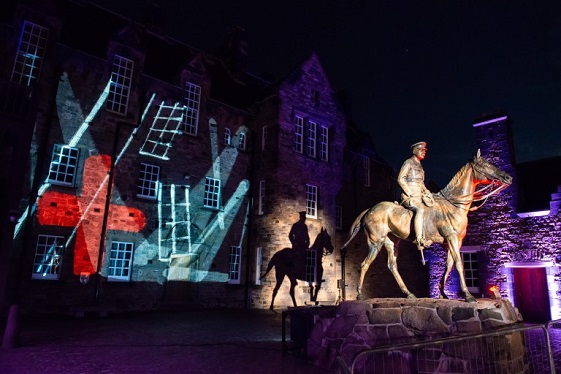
342, 147, 512, 303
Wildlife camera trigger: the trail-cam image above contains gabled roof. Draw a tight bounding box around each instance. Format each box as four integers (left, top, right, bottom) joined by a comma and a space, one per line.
516, 156, 561, 213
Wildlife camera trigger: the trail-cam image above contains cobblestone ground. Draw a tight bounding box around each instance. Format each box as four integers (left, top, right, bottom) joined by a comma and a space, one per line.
0, 309, 333, 374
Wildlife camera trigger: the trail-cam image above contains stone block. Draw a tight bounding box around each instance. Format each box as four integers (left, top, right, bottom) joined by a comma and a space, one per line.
402, 306, 449, 334
325, 315, 358, 339
456, 319, 482, 334
452, 307, 475, 321
337, 300, 372, 316
367, 307, 402, 324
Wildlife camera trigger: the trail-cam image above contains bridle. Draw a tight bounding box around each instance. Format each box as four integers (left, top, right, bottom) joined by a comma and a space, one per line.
440, 159, 508, 211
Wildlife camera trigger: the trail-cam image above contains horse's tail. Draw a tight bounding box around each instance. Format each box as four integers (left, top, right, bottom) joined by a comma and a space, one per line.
341, 208, 370, 250
260, 250, 280, 279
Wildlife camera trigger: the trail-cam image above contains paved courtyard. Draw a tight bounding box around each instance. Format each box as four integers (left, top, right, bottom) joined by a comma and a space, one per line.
0, 309, 332, 374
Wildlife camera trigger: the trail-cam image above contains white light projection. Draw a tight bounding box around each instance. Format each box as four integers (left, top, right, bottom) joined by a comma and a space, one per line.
14, 74, 114, 240
139, 101, 184, 160
18, 69, 249, 283
155, 117, 250, 283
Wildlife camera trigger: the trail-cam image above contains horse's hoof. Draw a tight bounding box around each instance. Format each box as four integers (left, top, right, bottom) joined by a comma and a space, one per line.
406, 293, 417, 299
356, 294, 366, 301
465, 295, 477, 303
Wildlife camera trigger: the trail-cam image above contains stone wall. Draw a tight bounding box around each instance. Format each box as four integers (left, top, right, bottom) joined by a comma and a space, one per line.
306, 298, 525, 373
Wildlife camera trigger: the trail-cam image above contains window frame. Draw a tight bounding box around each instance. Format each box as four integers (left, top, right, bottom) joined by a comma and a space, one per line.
320, 125, 329, 161
11, 20, 49, 86
238, 132, 246, 151
363, 156, 371, 187
306, 248, 317, 285
48, 144, 80, 187
294, 116, 304, 153
32, 234, 64, 280
336, 205, 343, 230
183, 82, 201, 136
307, 121, 317, 158
461, 246, 481, 293
306, 184, 318, 219
258, 180, 265, 215
204, 177, 221, 209
254, 247, 262, 285
137, 163, 160, 200
107, 55, 134, 115
107, 240, 134, 282
224, 128, 231, 145
228, 246, 242, 284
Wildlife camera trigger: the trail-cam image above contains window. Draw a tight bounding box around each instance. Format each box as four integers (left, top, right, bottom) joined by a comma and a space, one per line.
238, 132, 246, 151
306, 184, 318, 219
229, 246, 242, 284
12, 21, 49, 86
363, 156, 371, 187
320, 126, 329, 161
306, 248, 317, 284
294, 116, 304, 153
307, 121, 317, 158
224, 128, 231, 145
336, 205, 343, 230
137, 163, 160, 200
107, 55, 133, 115
108, 241, 134, 281
254, 247, 262, 285
258, 180, 265, 215
204, 177, 221, 209
32, 235, 64, 280
48, 145, 79, 186
262, 126, 270, 151
462, 251, 480, 293
183, 82, 201, 135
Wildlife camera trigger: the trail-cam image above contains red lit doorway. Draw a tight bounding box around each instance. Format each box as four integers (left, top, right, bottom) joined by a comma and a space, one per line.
513, 267, 551, 323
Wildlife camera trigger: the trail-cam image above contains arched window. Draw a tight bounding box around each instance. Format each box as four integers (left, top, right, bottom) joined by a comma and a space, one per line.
238, 132, 246, 151
224, 128, 231, 145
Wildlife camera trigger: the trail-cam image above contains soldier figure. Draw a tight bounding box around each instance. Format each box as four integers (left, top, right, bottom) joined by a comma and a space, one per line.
398, 141, 434, 251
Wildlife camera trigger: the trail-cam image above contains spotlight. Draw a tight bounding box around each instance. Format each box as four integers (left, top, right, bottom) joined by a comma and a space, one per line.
489, 285, 501, 299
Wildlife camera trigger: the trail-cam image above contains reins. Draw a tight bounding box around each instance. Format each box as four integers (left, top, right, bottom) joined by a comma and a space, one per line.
439, 162, 508, 211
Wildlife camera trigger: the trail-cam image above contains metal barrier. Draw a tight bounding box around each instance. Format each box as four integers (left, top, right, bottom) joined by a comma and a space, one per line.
546, 319, 561, 373
337, 323, 555, 374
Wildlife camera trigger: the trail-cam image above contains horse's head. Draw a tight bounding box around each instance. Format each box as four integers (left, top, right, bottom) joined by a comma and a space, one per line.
313, 227, 334, 256
472, 149, 513, 187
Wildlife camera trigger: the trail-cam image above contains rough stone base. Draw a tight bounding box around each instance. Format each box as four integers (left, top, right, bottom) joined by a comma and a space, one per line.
306, 298, 526, 372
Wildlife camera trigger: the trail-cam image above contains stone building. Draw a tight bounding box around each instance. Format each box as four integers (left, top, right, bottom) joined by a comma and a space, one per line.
0, 0, 399, 319
430, 113, 561, 323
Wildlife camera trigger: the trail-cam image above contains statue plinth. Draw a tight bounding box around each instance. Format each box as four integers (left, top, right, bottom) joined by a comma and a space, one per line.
306, 298, 525, 372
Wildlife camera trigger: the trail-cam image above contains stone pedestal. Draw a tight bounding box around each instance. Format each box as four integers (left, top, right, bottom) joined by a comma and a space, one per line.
306, 298, 525, 372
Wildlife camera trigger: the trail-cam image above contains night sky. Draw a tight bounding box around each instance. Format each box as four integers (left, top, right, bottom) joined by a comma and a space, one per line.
90, 0, 561, 186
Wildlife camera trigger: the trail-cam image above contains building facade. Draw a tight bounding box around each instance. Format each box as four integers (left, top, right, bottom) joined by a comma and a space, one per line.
0, 0, 399, 318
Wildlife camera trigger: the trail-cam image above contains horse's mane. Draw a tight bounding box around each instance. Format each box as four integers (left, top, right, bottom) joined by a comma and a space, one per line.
439, 162, 471, 196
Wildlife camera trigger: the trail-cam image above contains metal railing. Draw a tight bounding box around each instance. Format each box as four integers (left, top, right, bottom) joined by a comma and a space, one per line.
337, 323, 556, 374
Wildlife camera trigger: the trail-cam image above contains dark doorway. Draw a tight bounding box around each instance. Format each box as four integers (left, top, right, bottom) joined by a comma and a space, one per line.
513, 267, 551, 323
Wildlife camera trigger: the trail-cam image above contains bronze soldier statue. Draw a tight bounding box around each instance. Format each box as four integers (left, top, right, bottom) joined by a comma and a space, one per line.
398, 141, 434, 251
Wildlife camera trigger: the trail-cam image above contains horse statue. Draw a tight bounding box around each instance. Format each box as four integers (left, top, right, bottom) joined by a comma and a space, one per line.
262, 227, 334, 310
342, 150, 512, 303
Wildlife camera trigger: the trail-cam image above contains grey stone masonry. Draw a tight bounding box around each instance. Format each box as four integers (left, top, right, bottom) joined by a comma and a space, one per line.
307, 298, 526, 373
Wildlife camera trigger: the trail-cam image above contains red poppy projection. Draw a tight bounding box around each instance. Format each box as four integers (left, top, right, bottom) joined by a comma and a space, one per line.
37, 154, 146, 275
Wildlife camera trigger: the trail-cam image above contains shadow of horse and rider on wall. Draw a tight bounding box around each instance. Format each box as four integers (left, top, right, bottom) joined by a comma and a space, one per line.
261, 211, 334, 310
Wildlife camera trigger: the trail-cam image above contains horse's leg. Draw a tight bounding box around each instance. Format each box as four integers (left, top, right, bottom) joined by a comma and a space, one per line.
357, 239, 383, 300
385, 236, 416, 298
448, 237, 476, 303
439, 250, 454, 299
289, 278, 298, 307
270, 273, 284, 310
